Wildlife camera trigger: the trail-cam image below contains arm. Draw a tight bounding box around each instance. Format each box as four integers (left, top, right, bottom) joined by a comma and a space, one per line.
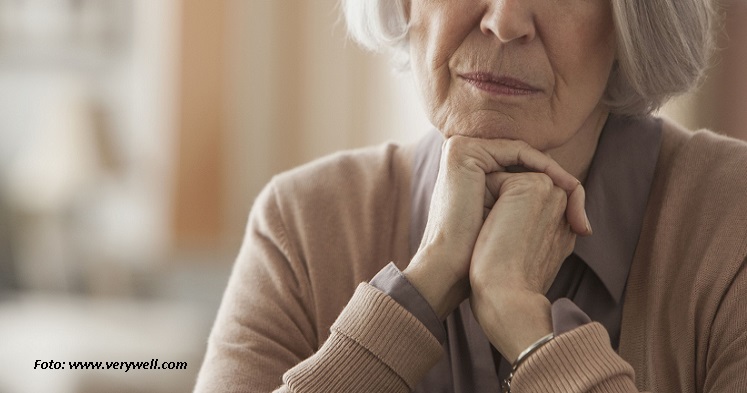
473, 240, 747, 391
702, 258, 747, 393
194, 136, 588, 392
193, 181, 317, 392
511, 322, 639, 392
407, 134, 747, 391
462, 170, 643, 392
278, 283, 443, 392
193, 182, 443, 393
510, 258, 747, 393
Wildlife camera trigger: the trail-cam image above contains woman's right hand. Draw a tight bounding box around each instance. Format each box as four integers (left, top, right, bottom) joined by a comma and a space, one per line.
403, 135, 590, 320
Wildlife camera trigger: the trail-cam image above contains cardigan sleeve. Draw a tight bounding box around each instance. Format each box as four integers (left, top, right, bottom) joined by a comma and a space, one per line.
280, 283, 443, 392
369, 262, 447, 343
511, 322, 640, 392
510, 258, 747, 393
193, 181, 443, 393
702, 258, 747, 393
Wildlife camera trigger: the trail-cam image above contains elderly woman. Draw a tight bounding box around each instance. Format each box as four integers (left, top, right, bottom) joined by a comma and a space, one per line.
195, 0, 747, 391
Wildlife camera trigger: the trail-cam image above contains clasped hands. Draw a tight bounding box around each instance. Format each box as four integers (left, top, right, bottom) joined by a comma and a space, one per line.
403, 135, 591, 363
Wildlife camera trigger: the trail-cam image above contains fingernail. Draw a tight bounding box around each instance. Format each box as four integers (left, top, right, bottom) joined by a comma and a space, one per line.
585, 213, 593, 235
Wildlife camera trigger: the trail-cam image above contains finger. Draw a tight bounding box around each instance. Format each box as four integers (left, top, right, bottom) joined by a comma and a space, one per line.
444, 136, 580, 192
483, 171, 505, 209
484, 171, 515, 199
483, 191, 494, 219
485, 172, 591, 236
483, 172, 509, 219
567, 184, 592, 236
484, 140, 579, 192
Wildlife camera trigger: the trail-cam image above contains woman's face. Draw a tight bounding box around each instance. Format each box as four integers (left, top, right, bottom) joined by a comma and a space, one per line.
408, 0, 617, 151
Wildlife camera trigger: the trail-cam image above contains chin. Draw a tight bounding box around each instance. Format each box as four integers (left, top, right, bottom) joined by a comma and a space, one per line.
442, 119, 525, 141
437, 109, 532, 140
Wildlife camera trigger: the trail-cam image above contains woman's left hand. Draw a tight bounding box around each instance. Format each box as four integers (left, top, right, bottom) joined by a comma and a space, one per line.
469, 170, 582, 362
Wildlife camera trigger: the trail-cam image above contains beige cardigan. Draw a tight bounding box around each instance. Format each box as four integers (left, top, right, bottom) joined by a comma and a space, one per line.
194, 122, 747, 392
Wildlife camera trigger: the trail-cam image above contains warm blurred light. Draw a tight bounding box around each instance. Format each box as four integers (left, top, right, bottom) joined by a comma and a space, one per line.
0, 2, 204, 393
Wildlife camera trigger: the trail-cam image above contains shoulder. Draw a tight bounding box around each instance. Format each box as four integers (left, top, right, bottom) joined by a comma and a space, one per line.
657, 117, 747, 205
629, 119, 747, 386
245, 141, 418, 332
248, 141, 414, 247
660, 117, 747, 169
251, 141, 416, 290
645, 117, 747, 280
268, 142, 413, 220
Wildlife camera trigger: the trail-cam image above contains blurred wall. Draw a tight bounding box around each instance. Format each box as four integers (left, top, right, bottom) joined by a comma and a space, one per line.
660, 0, 747, 140
220, 0, 432, 248
172, 0, 431, 252
173, 0, 227, 250
0, 0, 179, 291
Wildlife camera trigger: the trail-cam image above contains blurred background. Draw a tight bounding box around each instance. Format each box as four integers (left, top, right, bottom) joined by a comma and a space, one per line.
0, 1, 744, 392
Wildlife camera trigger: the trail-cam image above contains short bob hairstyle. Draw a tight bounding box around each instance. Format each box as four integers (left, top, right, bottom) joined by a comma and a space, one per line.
343, 0, 716, 115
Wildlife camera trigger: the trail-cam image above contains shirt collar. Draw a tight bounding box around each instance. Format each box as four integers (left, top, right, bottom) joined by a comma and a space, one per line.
409, 115, 662, 304
574, 115, 662, 303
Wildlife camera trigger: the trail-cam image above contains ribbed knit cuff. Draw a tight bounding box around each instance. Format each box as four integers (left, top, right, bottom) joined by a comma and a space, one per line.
283, 283, 443, 392
369, 262, 447, 343
551, 298, 592, 335
511, 322, 637, 392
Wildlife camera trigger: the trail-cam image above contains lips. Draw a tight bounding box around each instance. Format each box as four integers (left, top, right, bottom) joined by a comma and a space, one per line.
460, 72, 542, 96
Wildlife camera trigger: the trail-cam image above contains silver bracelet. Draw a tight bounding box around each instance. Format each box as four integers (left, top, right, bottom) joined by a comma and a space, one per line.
501, 333, 555, 393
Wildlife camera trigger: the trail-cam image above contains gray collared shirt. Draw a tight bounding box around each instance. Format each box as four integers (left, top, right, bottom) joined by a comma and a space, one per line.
371, 115, 663, 392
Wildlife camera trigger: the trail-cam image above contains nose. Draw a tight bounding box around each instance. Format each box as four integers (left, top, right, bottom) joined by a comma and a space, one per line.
480, 0, 536, 43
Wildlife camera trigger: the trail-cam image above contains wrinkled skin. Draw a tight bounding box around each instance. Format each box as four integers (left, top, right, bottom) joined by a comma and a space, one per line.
403, 0, 616, 361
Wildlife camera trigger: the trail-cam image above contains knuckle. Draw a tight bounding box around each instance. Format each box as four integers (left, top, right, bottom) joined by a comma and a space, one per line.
526, 173, 554, 192
565, 234, 576, 253
442, 136, 484, 173
442, 136, 469, 161
520, 173, 567, 208
564, 241, 574, 257
552, 188, 568, 210
510, 139, 532, 164
539, 173, 555, 189
551, 184, 567, 201
509, 139, 531, 151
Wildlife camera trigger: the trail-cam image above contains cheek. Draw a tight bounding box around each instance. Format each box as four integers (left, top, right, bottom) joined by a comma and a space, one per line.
582, 16, 616, 65
409, 2, 478, 118
408, 36, 448, 126
548, 18, 616, 100
543, 1, 615, 76
582, 29, 616, 99
410, 1, 472, 70
573, 10, 616, 83
408, 31, 447, 124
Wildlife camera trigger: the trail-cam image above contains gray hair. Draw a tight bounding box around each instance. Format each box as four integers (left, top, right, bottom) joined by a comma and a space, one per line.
342, 0, 716, 115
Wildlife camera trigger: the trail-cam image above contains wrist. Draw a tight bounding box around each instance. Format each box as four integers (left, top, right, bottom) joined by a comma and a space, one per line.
502, 332, 555, 393
403, 249, 469, 320
477, 290, 552, 362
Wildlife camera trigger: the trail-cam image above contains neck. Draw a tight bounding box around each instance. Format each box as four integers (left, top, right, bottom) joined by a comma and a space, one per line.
546, 108, 609, 183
